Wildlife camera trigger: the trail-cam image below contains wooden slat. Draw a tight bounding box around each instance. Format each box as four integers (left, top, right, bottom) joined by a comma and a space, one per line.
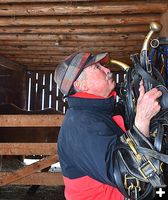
29, 71, 36, 110
0, 143, 57, 155
0, 33, 147, 41
0, 45, 141, 52
0, 49, 141, 56
0, 0, 164, 3
0, 114, 64, 127
36, 72, 44, 109
0, 40, 144, 47
0, 172, 64, 186
0, 0, 115, 2
0, 154, 58, 186
44, 73, 50, 108
0, 25, 148, 34
0, 15, 160, 26
0, 2, 166, 16
160, 10, 168, 37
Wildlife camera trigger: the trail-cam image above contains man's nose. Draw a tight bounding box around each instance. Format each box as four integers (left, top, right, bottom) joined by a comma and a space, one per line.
102, 66, 110, 73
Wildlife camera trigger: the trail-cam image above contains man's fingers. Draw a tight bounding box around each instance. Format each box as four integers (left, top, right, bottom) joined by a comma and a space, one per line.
147, 88, 162, 99
138, 81, 145, 101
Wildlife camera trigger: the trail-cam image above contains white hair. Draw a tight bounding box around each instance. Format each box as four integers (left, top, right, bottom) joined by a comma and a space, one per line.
73, 70, 86, 92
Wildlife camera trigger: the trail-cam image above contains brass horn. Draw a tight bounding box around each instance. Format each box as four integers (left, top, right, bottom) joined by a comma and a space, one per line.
109, 59, 130, 71
141, 22, 162, 52
140, 22, 162, 67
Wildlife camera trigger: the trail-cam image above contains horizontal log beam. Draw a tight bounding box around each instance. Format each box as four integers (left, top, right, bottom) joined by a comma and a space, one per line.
0, 25, 148, 34
0, 143, 57, 155
0, 114, 64, 127
0, 50, 136, 55
0, 0, 101, 2
11, 54, 139, 63
0, 46, 141, 52
0, 33, 147, 41
5, 54, 136, 62
0, 40, 144, 47
0, 15, 160, 26
0, 172, 64, 186
0, 55, 26, 71
0, 2, 166, 16
160, 10, 168, 37
0, 154, 58, 186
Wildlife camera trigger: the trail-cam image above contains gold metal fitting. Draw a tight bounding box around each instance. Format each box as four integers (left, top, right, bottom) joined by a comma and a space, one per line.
109, 59, 130, 71
139, 160, 157, 179
126, 137, 142, 160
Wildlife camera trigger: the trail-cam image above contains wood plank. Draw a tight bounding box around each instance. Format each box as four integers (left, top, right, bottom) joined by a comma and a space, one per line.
0, 33, 147, 41
0, 2, 166, 16
0, 154, 58, 186
0, 172, 64, 186
0, 48, 141, 55
160, 10, 168, 37
0, 0, 111, 2
29, 71, 36, 110
0, 40, 144, 47
0, 114, 64, 127
0, 46, 141, 52
0, 0, 164, 3
0, 25, 148, 34
0, 55, 26, 71
0, 15, 160, 26
0, 143, 57, 155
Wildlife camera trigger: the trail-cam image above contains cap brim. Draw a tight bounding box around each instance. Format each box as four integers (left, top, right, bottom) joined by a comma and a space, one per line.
84, 52, 109, 68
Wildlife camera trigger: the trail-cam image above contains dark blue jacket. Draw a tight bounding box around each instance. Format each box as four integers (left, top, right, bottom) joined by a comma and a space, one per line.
58, 95, 125, 187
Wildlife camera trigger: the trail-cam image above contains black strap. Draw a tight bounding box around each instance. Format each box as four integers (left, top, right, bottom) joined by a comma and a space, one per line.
134, 62, 165, 86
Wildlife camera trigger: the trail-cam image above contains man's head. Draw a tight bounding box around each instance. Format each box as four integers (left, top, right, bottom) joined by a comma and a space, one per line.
54, 52, 116, 97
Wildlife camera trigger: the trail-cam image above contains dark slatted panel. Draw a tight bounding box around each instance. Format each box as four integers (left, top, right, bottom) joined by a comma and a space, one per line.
26, 70, 124, 112
51, 72, 56, 109
26, 70, 67, 112
36, 71, 43, 110
44, 72, 50, 108
28, 71, 36, 110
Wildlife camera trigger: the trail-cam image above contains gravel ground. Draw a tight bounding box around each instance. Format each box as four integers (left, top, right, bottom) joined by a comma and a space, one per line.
0, 185, 65, 200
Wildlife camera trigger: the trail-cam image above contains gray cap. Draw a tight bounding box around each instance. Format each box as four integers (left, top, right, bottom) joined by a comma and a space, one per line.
54, 52, 109, 95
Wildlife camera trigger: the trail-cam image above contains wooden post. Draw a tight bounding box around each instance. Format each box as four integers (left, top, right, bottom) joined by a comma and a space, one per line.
160, 10, 168, 37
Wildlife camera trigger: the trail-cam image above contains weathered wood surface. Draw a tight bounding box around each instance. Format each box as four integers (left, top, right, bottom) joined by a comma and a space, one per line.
0, 154, 58, 186
0, 15, 161, 26
0, 143, 57, 155
0, 0, 167, 70
0, 172, 64, 186
0, 114, 64, 127
160, 10, 168, 37
0, 2, 166, 16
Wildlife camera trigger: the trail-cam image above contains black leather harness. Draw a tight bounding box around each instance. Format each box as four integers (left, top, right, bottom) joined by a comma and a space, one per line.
113, 54, 168, 200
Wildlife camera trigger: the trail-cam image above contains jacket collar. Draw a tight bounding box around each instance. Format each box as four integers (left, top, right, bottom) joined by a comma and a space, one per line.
67, 91, 116, 115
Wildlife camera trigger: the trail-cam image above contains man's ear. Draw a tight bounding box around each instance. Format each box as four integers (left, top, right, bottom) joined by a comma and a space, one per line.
74, 80, 88, 91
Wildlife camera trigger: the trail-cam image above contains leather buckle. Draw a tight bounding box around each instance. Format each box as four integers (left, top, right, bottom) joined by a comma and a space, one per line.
139, 160, 157, 179
124, 174, 141, 192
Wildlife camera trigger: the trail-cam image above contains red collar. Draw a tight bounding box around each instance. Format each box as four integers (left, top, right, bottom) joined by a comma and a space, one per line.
71, 91, 116, 99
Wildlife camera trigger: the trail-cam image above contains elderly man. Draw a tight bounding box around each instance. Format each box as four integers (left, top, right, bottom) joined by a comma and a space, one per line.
54, 52, 162, 200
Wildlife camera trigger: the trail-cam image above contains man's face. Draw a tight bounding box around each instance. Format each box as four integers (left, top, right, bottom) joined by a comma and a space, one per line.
83, 63, 116, 97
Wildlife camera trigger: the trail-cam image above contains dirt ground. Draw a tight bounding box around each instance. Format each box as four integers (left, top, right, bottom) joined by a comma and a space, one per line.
0, 158, 66, 200
0, 185, 65, 200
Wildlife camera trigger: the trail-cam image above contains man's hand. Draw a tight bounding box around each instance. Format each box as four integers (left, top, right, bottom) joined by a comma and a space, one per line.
134, 80, 162, 137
